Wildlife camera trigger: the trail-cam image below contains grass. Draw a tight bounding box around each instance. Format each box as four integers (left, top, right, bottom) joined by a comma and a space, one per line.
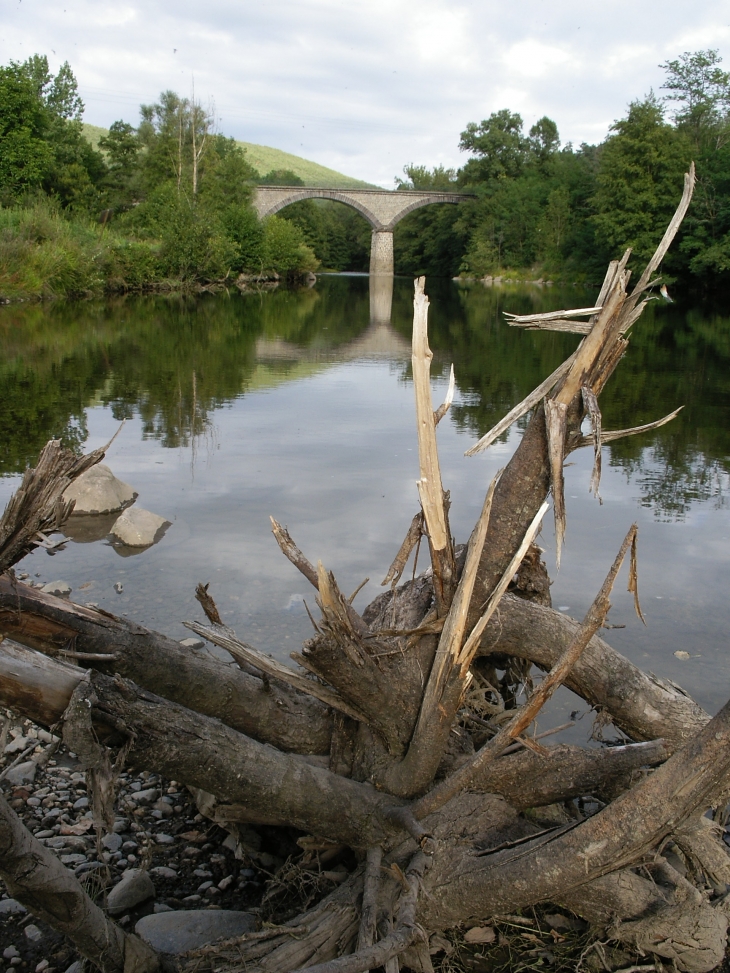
81, 123, 378, 190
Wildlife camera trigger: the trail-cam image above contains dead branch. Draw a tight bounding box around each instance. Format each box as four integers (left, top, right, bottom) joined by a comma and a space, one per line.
0, 576, 332, 754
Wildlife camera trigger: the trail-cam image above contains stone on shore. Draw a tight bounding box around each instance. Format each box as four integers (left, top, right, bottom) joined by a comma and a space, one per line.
111, 508, 170, 548
4, 760, 37, 785
63, 464, 137, 516
135, 910, 256, 954
106, 868, 155, 915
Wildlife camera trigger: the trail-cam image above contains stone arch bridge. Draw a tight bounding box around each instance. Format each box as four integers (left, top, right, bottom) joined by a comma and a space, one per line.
252, 186, 473, 275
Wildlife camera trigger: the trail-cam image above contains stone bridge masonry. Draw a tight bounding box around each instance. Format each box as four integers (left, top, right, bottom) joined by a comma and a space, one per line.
252, 186, 473, 275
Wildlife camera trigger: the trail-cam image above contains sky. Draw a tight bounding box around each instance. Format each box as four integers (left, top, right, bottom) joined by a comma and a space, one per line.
2, 0, 729, 188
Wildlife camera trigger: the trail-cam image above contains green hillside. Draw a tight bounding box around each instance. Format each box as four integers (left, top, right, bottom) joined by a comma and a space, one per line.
81, 124, 376, 189
235, 142, 377, 189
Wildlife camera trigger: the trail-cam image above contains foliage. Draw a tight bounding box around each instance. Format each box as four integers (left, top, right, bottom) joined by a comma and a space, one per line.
0, 54, 322, 298
592, 95, 693, 269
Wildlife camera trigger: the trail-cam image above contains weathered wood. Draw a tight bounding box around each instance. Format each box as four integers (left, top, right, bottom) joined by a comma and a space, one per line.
0, 792, 159, 973
0, 642, 401, 847
478, 592, 709, 746
0, 438, 109, 572
0, 575, 333, 754
413, 526, 638, 819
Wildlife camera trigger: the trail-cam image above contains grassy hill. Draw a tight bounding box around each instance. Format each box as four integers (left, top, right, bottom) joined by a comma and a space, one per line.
81, 124, 377, 190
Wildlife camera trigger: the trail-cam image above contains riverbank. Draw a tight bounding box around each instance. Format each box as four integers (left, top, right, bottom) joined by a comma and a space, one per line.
0, 200, 318, 303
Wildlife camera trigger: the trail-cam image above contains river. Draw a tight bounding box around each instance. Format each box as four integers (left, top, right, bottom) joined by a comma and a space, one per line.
1, 274, 729, 739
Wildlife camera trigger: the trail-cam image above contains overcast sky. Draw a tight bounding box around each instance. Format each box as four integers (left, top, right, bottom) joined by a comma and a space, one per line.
2, 0, 729, 187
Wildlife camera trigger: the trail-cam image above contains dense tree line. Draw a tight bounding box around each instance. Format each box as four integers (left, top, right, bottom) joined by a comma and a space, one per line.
395, 50, 730, 288
1, 50, 728, 297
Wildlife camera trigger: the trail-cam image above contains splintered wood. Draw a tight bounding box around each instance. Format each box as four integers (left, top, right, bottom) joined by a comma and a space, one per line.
411, 277, 449, 553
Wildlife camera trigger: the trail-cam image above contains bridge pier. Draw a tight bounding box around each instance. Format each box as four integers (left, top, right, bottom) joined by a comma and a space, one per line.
369, 230, 394, 277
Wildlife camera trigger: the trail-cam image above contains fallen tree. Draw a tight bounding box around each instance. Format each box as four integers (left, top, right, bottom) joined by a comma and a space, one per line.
3, 162, 730, 973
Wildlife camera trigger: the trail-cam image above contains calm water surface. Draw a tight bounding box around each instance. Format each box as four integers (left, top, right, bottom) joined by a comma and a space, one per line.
2, 275, 729, 738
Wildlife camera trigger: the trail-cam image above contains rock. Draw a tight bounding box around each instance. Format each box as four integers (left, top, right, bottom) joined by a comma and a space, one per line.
179, 638, 205, 649
150, 866, 177, 880
60, 854, 87, 866
102, 833, 123, 853
135, 910, 256, 954
40, 580, 72, 598
107, 868, 155, 915
129, 787, 158, 804
111, 508, 170, 548
64, 963, 83, 973
154, 833, 174, 845
63, 464, 137, 516
0, 899, 26, 915
72, 797, 89, 810
5, 736, 31, 754
24, 924, 43, 942
4, 946, 20, 959
5, 761, 37, 785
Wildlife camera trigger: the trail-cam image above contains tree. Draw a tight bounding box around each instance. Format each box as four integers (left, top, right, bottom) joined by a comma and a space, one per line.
593, 94, 693, 266
529, 116, 560, 162
458, 109, 530, 183
0, 63, 53, 201
661, 49, 730, 149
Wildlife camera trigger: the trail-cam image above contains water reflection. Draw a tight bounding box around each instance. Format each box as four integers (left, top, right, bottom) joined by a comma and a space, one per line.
1, 277, 730, 523
1, 277, 730, 720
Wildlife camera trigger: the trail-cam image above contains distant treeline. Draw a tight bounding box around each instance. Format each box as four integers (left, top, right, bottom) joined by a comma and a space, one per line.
394, 50, 730, 287
1, 50, 728, 298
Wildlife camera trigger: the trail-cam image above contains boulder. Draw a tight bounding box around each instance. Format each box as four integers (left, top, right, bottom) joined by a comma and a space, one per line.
63, 464, 137, 516
107, 868, 155, 915
135, 910, 256, 954
111, 508, 170, 548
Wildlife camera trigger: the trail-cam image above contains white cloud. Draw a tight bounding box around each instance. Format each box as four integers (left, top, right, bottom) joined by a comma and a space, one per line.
1, 0, 728, 186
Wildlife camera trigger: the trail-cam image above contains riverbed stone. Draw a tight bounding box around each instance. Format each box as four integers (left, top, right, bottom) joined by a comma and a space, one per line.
135, 910, 256, 954
107, 868, 155, 915
4, 761, 37, 785
111, 508, 170, 548
0, 899, 26, 915
63, 464, 137, 516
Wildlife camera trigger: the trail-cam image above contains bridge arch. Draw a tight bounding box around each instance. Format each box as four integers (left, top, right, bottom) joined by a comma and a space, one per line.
252, 186, 472, 275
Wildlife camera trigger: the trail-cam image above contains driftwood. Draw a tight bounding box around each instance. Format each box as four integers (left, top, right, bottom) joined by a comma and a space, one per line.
4, 163, 730, 973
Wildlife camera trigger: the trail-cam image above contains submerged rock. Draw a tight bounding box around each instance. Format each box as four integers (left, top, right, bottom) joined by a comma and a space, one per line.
40, 580, 72, 598
135, 910, 256, 954
111, 508, 170, 548
63, 464, 137, 516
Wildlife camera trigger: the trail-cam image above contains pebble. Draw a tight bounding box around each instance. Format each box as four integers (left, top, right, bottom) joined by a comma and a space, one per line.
72, 797, 89, 810
4, 947, 19, 960
150, 866, 177, 880
0, 899, 26, 915
154, 833, 174, 844
24, 925, 42, 942
102, 833, 123, 853
60, 854, 87, 866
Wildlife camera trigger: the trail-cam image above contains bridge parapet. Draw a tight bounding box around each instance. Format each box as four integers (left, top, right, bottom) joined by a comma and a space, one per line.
253, 186, 469, 231
252, 186, 473, 274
